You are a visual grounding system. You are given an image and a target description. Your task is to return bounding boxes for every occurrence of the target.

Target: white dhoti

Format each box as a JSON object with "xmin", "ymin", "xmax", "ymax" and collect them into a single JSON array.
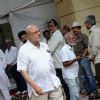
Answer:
[{"xmin": 0, "ymin": 69, "xmax": 11, "ymax": 100}]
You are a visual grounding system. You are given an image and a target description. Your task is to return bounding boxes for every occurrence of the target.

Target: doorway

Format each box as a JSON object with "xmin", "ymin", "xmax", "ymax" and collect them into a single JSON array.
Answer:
[{"xmin": 0, "ymin": 23, "xmax": 15, "ymax": 51}]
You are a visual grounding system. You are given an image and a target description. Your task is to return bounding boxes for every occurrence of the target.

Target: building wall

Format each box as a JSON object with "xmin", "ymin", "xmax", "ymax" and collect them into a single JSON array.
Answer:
[{"xmin": 54, "ymin": 0, "xmax": 100, "ymax": 35}]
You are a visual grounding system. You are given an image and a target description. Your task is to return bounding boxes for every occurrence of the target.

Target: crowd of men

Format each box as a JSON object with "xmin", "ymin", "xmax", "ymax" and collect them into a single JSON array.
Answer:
[{"xmin": 0, "ymin": 15, "xmax": 100, "ymax": 100}]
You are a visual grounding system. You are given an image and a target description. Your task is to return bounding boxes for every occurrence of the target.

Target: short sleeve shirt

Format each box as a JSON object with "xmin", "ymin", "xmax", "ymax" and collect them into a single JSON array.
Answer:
[
  {"xmin": 17, "ymin": 40, "xmax": 61, "ymax": 96},
  {"xmin": 60, "ymin": 44, "xmax": 79, "ymax": 79},
  {"xmin": 73, "ymin": 33, "xmax": 88, "ymax": 56}
]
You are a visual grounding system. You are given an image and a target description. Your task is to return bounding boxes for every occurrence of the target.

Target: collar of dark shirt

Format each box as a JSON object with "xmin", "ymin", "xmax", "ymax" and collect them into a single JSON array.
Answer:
[{"xmin": 76, "ymin": 33, "xmax": 81, "ymax": 38}]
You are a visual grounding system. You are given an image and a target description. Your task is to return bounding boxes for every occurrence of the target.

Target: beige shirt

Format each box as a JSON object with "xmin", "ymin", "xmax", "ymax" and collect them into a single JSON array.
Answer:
[
  {"xmin": 88, "ymin": 25, "xmax": 100, "ymax": 64},
  {"xmin": 48, "ymin": 29, "xmax": 65, "ymax": 68}
]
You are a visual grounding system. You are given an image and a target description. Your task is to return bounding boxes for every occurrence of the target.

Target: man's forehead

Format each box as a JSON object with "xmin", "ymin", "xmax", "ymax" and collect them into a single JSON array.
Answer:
[
  {"xmin": 26, "ymin": 25, "xmax": 39, "ymax": 32},
  {"xmin": 21, "ymin": 34, "xmax": 26, "ymax": 37}
]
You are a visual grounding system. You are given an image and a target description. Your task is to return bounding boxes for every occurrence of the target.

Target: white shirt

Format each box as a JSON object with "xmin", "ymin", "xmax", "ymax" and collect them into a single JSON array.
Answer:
[
  {"xmin": 0, "ymin": 49, "xmax": 10, "ymax": 89},
  {"xmin": 18, "ymin": 41, "xmax": 24, "ymax": 48},
  {"xmin": 88, "ymin": 25, "xmax": 100, "ymax": 64},
  {"xmin": 42, "ymin": 38, "xmax": 48, "ymax": 44},
  {"xmin": 17, "ymin": 40, "xmax": 61, "ymax": 97},
  {"xmin": 60, "ymin": 44, "xmax": 79, "ymax": 79},
  {"xmin": 48, "ymin": 29, "xmax": 65, "ymax": 68},
  {"xmin": 5, "ymin": 46, "xmax": 18, "ymax": 66},
  {"xmin": 0, "ymin": 49, "xmax": 7, "ymax": 70}
]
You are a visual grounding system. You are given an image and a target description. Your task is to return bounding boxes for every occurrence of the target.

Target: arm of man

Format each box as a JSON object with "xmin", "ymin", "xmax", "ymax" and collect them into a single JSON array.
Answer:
[
  {"xmin": 60, "ymin": 45, "xmax": 81, "ymax": 67},
  {"xmin": 48, "ymin": 31, "xmax": 64, "ymax": 54},
  {"xmin": 17, "ymin": 48, "xmax": 44, "ymax": 95},
  {"xmin": 82, "ymin": 34, "xmax": 88, "ymax": 57},
  {"xmin": 92, "ymin": 31, "xmax": 100, "ymax": 58},
  {"xmin": 20, "ymin": 70, "xmax": 44, "ymax": 95},
  {"xmin": 88, "ymin": 31, "xmax": 100, "ymax": 61},
  {"xmin": 82, "ymin": 48, "xmax": 88, "ymax": 57},
  {"xmin": 63, "ymin": 56, "xmax": 81, "ymax": 67},
  {"xmin": 48, "ymin": 36, "xmax": 60, "ymax": 54}
]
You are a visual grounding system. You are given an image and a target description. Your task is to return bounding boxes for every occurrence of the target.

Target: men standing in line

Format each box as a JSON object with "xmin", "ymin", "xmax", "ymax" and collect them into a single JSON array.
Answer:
[
  {"xmin": 47, "ymin": 19, "xmax": 70, "ymax": 100},
  {"xmin": 72, "ymin": 21, "xmax": 98, "ymax": 99},
  {"xmin": 17, "ymin": 25, "xmax": 63, "ymax": 100},
  {"xmin": 84, "ymin": 15, "xmax": 100, "ymax": 99}
]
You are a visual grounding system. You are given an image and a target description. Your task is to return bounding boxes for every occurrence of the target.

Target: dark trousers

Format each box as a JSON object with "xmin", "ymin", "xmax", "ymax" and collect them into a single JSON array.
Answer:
[
  {"xmin": 95, "ymin": 63, "xmax": 100, "ymax": 87},
  {"xmin": 56, "ymin": 68, "xmax": 70, "ymax": 100},
  {"xmin": 10, "ymin": 64, "xmax": 27, "ymax": 92}
]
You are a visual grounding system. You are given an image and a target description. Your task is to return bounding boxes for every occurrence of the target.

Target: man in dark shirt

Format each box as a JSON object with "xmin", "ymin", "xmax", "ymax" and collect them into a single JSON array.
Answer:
[{"xmin": 72, "ymin": 21, "xmax": 98, "ymax": 99}]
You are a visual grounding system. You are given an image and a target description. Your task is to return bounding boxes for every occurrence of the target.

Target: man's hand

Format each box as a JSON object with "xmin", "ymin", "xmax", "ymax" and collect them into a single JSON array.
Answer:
[
  {"xmin": 20, "ymin": 70, "xmax": 44, "ymax": 95},
  {"xmin": 34, "ymin": 85, "xmax": 44, "ymax": 95},
  {"xmin": 88, "ymin": 56, "xmax": 94, "ymax": 62},
  {"xmin": 74, "ymin": 56, "xmax": 82, "ymax": 61}
]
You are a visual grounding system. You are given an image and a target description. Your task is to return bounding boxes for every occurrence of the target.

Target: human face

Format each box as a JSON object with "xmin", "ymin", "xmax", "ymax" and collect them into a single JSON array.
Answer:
[
  {"xmin": 48, "ymin": 22, "xmax": 57, "ymax": 33},
  {"xmin": 68, "ymin": 34, "xmax": 76, "ymax": 43},
  {"xmin": 44, "ymin": 32, "xmax": 51, "ymax": 41},
  {"xmin": 27, "ymin": 26, "xmax": 41, "ymax": 44},
  {"xmin": 20, "ymin": 34, "xmax": 27, "ymax": 43},
  {"xmin": 61, "ymin": 25, "xmax": 70, "ymax": 36},
  {"xmin": 84, "ymin": 22, "xmax": 91, "ymax": 30},
  {"xmin": 72, "ymin": 27, "xmax": 81, "ymax": 36},
  {"xmin": 5, "ymin": 42, "xmax": 11, "ymax": 49},
  {"xmin": 61, "ymin": 27, "xmax": 66, "ymax": 36},
  {"xmin": 67, "ymin": 33, "xmax": 76, "ymax": 46}
]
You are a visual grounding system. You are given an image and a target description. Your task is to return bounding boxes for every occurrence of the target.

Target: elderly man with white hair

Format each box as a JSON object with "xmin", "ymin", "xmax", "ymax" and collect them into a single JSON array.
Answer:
[
  {"xmin": 17, "ymin": 24, "xmax": 63, "ymax": 100},
  {"xmin": 60, "ymin": 32, "xmax": 81, "ymax": 100},
  {"xmin": 84, "ymin": 15, "xmax": 100, "ymax": 99}
]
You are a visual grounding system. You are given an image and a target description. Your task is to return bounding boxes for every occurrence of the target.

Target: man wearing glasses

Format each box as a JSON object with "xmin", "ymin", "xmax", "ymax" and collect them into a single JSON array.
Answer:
[{"xmin": 17, "ymin": 25, "xmax": 63, "ymax": 100}]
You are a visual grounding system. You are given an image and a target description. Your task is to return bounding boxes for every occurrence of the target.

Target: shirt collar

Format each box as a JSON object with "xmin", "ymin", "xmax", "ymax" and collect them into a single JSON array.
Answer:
[
  {"xmin": 26, "ymin": 40, "xmax": 39, "ymax": 49},
  {"xmin": 7, "ymin": 46, "xmax": 12, "ymax": 51},
  {"xmin": 52, "ymin": 29, "xmax": 59, "ymax": 34},
  {"xmin": 26, "ymin": 40, "xmax": 44, "ymax": 50},
  {"xmin": 76, "ymin": 32, "xmax": 81, "ymax": 38}
]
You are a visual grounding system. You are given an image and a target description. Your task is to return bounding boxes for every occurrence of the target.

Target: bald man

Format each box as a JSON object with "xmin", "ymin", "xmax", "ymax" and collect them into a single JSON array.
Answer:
[
  {"xmin": 17, "ymin": 25, "xmax": 63, "ymax": 100},
  {"xmin": 60, "ymin": 32, "xmax": 81, "ymax": 100}
]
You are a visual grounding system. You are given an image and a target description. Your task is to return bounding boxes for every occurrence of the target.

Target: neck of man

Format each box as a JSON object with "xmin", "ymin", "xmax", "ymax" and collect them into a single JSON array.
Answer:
[
  {"xmin": 8, "ymin": 46, "xmax": 11, "ymax": 51},
  {"xmin": 33, "ymin": 41, "xmax": 40, "ymax": 48}
]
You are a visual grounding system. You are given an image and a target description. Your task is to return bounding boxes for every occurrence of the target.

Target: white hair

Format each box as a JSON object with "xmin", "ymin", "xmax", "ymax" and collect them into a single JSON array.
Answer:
[{"xmin": 25, "ymin": 25, "xmax": 32, "ymax": 33}]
